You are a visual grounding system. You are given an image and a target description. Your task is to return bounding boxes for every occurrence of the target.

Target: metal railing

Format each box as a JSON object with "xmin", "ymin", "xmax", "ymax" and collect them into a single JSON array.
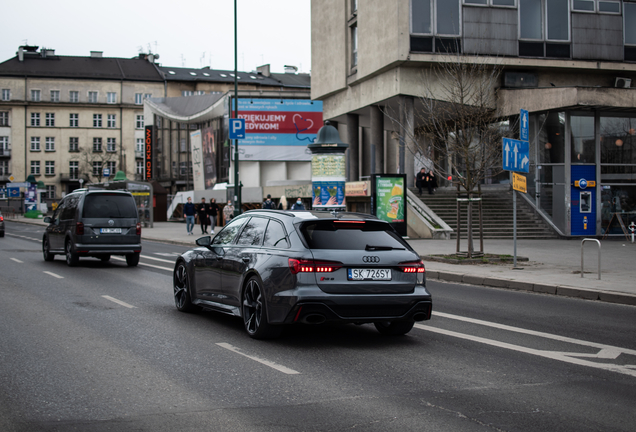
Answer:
[{"xmin": 581, "ymin": 238, "xmax": 601, "ymax": 280}]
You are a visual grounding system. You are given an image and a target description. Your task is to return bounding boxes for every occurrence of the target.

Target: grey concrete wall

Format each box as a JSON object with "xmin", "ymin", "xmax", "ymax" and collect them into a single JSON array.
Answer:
[
  {"xmin": 463, "ymin": 6, "xmax": 517, "ymax": 56},
  {"xmin": 572, "ymin": 13, "xmax": 623, "ymax": 61}
]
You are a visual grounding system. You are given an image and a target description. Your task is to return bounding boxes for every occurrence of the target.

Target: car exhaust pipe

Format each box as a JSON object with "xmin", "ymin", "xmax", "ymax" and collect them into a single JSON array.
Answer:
[
  {"xmin": 301, "ymin": 314, "xmax": 326, "ymax": 325},
  {"xmin": 413, "ymin": 312, "xmax": 428, "ymax": 322}
]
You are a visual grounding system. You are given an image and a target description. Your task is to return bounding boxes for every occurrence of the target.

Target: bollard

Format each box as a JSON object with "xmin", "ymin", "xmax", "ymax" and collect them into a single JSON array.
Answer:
[{"xmin": 581, "ymin": 238, "xmax": 601, "ymax": 280}]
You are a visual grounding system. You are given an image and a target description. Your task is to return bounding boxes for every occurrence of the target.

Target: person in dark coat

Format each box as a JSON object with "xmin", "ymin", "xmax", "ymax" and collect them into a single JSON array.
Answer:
[
  {"xmin": 197, "ymin": 198, "xmax": 209, "ymax": 234},
  {"xmin": 291, "ymin": 198, "xmax": 305, "ymax": 210},
  {"xmin": 183, "ymin": 197, "xmax": 196, "ymax": 235},
  {"xmin": 426, "ymin": 170, "xmax": 438, "ymax": 195},
  {"xmin": 207, "ymin": 198, "xmax": 219, "ymax": 231},
  {"xmin": 416, "ymin": 168, "xmax": 427, "ymax": 195}
]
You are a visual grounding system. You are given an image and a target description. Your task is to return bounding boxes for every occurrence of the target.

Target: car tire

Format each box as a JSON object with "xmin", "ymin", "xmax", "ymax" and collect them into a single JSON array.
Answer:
[
  {"xmin": 100, "ymin": 255, "xmax": 111, "ymax": 262},
  {"xmin": 242, "ymin": 276, "xmax": 282, "ymax": 340},
  {"xmin": 43, "ymin": 237, "xmax": 54, "ymax": 262},
  {"xmin": 374, "ymin": 320, "xmax": 415, "ymax": 336},
  {"xmin": 65, "ymin": 240, "xmax": 79, "ymax": 267},
  {"xmin": 125, "ymin": 253, "xmax": 140, "ymax": 267},
  {"xmin": 173, "ymin": 262, "xmax": 199, "ymax": 313},
  {"xmin": 0, "ymin": 231, "xmax": 4, "ymax": 237}
]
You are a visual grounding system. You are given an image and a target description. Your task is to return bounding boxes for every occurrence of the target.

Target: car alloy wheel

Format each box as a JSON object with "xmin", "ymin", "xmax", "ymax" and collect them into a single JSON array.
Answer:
[
  {"xmin": 173, "ymin": 262, "xmax": 198, "ymax": 312},
  {"xmin": 65, "ymin": 241, "xmax": 79, "ymax": 266},
  {"xmin": 242, "ymin": 276, "xmax": 281, "ymax": 339},
  {"xmin": 43, "ymin": 238, "xmax": 54, "ymax": 262}
]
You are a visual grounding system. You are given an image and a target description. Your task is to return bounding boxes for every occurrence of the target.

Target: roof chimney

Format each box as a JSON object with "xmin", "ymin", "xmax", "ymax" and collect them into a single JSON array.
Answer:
[
  {"xmin": 18, "ymin": 46, "xmax": 24, "ymax": 62},
  {"xmin": 284, "ymin": 65, "xmax": 298, "ymax": 74},
  {"xmin": 90, "ymin": 51, "xmax": 103, "ymax": 58},
  {"xmin": 256, "ymin": 64, "xmax": 271, "ymax": 77}
]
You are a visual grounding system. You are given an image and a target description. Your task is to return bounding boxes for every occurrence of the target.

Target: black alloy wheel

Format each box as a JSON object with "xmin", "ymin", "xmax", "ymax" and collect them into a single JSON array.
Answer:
[
  {"xmin": 43, "ymin": 237, "xmax": 54, "ymax": 262},
  {"xmin": 374, "ymin": 320, "xmax": 415, "ymax": 336},
  {"xmin": 242, "ymin": 276, "xmax": 281, "ymax": 339},
  {"xmin": 65, "ymin": 240, "xmax": 79, "ymax": 267},
  {"xmin": 173, "ymin": 262, "xmax": 198, "ymax": 312}
]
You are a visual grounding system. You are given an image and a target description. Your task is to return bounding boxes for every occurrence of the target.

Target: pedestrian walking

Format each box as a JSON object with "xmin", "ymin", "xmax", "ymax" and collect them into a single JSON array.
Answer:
[
  {"xmin": 416, "ymin": 168, "xmax": 426, "ymax": 195},
  {"xmin": 207, "ymin": 198, "xmax": 219, "ymax": 232},
  {"xmin": 291, "ymin": 198, "xmax": 305, "ymax": 210},
  {"xmin": 223, "ymin": 200, "xmax": 234, "ymax": 225},
  {"xmin": 278, "ymin": 195, "xmax": 288, "ymax": 210},
  {"xmin": 183, "ymin": 197, "xmax": 196, "ymax": 235},
  {"xmin": 262, "ymin": 194, "xmax": 275, "ymax": 209},
  {"xmin": 197, "ymin": 197, "xmax": 209, "ymax": 234}
]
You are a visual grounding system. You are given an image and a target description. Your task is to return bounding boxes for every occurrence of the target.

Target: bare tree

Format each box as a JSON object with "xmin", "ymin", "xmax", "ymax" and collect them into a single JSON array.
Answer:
[
  {"xmin": 386, "ymin": 53, "xmax": 514, "ymax": 257},
  {"xmin": 72, "ymin": 141, "xmax": 119, "ymax": 185}
]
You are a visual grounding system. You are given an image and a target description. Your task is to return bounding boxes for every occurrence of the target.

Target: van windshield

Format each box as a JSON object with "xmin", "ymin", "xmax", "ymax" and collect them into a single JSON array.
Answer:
[
  {"xmin": 299, "ymin": 220, "xmax": 408, "ymax": 250},
  {"xmin": 83, "ymin": 194, "xmax": 138, "ymax": 219}
]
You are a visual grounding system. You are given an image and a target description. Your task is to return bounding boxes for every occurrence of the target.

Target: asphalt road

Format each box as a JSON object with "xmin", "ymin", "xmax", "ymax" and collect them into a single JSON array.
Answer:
[{"xmin": 1, "ymin": 220, "xmax": 635, "ymax": 431}]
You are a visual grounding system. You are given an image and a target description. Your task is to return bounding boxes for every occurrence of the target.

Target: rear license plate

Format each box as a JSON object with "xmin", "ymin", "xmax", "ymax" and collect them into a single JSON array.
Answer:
[
  {"xmin": 100, "ymin": 228, "xmax": 122, "ymax": 234},
  {"xmin": 348, "ymin": 268, "xmax": 392, "ymax": 281}
]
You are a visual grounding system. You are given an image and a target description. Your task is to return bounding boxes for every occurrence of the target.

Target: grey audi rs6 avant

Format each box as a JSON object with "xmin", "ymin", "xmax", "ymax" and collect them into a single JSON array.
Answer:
[{"xmin": 173, "ymin": 210, "xmax": 432, "ymax": 339}]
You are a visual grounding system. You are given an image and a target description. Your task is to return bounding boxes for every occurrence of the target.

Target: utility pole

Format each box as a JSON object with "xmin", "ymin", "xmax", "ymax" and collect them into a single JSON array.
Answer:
[{"xmin": 233, "ymin": 0, "xmax": 241, "ymax": 216}]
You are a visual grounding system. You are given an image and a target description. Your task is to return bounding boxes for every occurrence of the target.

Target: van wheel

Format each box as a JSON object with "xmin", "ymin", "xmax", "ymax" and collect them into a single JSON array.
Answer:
[
  {"xmin": 43, "ymin": 237, "xmax": 54, "ymax": 261},
  {"xmin": 126, "ymin": 253, "xmax": 140, "ymax": 267},
  {"xmin": 374, "ymin": 320, "xmax": 414, "ymax": 336},
  {"xmin": 65, "ymin": 240, "xmax": 79, "ymax": 267}
]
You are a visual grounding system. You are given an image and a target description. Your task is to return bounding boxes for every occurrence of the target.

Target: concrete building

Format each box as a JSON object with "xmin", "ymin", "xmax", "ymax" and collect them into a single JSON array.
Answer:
[{"xmin": 311, "ymin": 0, "xmax": 636, "ymax": 237}]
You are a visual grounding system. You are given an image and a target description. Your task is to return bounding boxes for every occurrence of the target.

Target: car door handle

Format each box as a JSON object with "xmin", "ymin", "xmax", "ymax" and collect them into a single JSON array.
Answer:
[{"xmin": 241, "ymin": 257, "xmax": 250, "ymax": 262}]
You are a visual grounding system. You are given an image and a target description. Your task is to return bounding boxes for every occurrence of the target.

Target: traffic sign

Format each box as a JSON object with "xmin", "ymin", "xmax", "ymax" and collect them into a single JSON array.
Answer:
[
  {"xmin": 520, "ymin": 109, "xmax": 529, "ymax": 141},
  {"xmin": 229, "ymin": 118, "xmax": 246, "ymax": 140},
  {"xmin": 9, "ymin": 182, "xmax": 29, "ymax": 188},
  {"xmin": 512, "ymin": 172, "xmax": 527, "ymax": 193},
  {"xmin": 103, "ymin": 168, "xmax": 111, "ymax": 177},
  {"xmin": 8, "ymin": 187, "xmax": 20, "ymax": 197},
  {"xmin": 503, "ymin": 138, "xmax": 530, "ymax": 173}
]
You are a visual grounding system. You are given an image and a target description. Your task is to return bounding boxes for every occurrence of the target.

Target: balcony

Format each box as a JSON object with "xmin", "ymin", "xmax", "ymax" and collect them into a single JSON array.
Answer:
[
  {"xmin": 0, "ymin": 148, "xmax": 10, "ymax": 157},
  {"xmin": 135, "ymin": 150, "xmax": 144, "ymax": 159}
]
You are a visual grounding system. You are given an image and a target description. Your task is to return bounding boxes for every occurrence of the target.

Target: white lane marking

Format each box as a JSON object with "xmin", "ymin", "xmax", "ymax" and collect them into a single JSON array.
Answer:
[
  {"xmin": 111, "ymin": 256, "xmax": 173, "ymax": 271},
  {"xmin": 6, "ymin": 233, "xmax": 40, "ymax": 242},
  {"xmin": 154, "ymin": 252, "xmax": 181, "ymax": 257},
  {"xmin": 43, "ymin": 271, "xmax": 64, "ymax": 279},
  {"xmin": 101, "ymin": 295, "xmax": 136, "ymax": 309},
  {"xmin": 433, "ymin": 311, "xmax": 636, "ymax": 356},
  {"xmin": 216, "ymin": 342, "xmax": 300, "ymax": 375},
  {"xmin": 415, "ymin": 324, "xmax": 636, "ymax": 378},
  {"xmin": 10, "ymin": 258, "xmax": 24, "ymax": 263},
  {"xmin": 140, "ymin": 255, "xmax": 176, "ymax": 264}
]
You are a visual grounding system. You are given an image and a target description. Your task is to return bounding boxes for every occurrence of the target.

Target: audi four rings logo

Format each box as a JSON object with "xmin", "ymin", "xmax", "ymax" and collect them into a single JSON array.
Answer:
[{"xmin": 362, "ymin": 256, "xmax": 380, "ymax": 263}]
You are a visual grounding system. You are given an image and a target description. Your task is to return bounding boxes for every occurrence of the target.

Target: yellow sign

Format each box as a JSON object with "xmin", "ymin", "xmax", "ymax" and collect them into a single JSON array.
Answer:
[
  {"xmin": 131, "ymin": 192, "xmax": 150, "ymax": 196},
  {"xmin": 512, "ymin": 172, "xmax": 527, "ymax": 193},
  {"xmin": 345, "ymin": 181, "xmax": 370, "ymax": 196}
]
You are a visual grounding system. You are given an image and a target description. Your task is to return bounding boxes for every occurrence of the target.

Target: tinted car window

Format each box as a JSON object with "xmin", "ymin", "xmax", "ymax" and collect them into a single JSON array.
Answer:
[
  {"xmin": 83, "ymin": 194, "xmax": 138, "ymax": 218},
  {"xmin": 60, "ymin": 197, "xmax": 78, "ymax": 220},
  {"xmin": 213, "ymin": 217, "xmax": 248, "ymax": 245},
  {"xmin": 300, "ymin": 220, "xmax": 408, "ymax": 250},
  {"xmin": 236, "ymin": 217, "xmax": 269, "ymax": 246},
  {"xmin": 263, "ymin": 220, "xmax": 289, "ymax": 248}
]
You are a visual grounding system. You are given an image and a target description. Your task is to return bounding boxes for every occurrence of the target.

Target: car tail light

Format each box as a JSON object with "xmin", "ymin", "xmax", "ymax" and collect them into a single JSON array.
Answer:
[
  {"xmin": 0, "ymin": 215, "xmax": 3, "ymax": 221},
  {"xmin": 288, "ymin": 258, "xmax": 343, "ymax": 274},
  {"xmin": 76, "ymin": 222, "xmax": 84, "ymax": 235},
  {"xmin": 398, "ymin": 260, "xmax": 425, "ymax": 273},
  {"xmin": 136, "ymin": 222, "xmax": 141, "ymax": 235}
]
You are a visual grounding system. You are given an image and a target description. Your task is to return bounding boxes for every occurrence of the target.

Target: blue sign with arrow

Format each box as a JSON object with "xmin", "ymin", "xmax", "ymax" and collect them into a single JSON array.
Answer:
[
  {"xmin": 503, "ymin": 138, "xmax": 529, "ymax": 173},
  {"xmin": 229, "ymin": 118, "xmax": 246, "ymax": 140},
  {"xmin": 520, "ymin": 109, "xmax": 529, "ymax": 141}
]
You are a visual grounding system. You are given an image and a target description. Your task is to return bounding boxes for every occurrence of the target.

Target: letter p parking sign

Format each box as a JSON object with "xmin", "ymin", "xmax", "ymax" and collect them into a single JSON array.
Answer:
[{"xmin": 229, "ymin": 118, "xmax": 246, "ymax": 140}]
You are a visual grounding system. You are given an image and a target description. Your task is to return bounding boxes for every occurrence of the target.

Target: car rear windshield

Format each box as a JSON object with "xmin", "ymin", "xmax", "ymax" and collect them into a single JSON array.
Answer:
[
  {"xmin": 82, "ymin": 194, "xmax": 138, "ymax": 219},
  {"xmin": 299, "ymin": 220, "xmax": 409, "ymax": 250}
]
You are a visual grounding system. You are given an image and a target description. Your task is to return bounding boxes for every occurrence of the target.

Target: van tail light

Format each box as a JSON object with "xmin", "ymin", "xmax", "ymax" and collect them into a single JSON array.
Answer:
[
  {"xmin": 136, "ymin": 222, "xmax": 141, "ymax": 235},
  {"xmin": 75, "ymin": 222, "xmax": 84, "ymax": 235},
  {"xmin": 0, "ymin": 215, "xmax": 3, "ymax": 221},
  {"xmin": 398, "ymin": 260, "xmax": 426, "ymax": 273},
  {"xmin": 288, "ymin": 258, "xmax": 343, "ymax": 274}
]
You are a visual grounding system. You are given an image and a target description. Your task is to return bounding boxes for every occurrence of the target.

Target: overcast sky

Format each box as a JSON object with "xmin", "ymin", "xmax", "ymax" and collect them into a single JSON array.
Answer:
[{"xmin": 1, "ymin": 0, "xmax": 311, "ymax": 74}]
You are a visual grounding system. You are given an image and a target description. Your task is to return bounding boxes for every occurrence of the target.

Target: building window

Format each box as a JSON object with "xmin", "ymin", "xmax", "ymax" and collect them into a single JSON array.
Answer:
[
  {"xmin": 69, "ymin": 161, "xmax": 79, "ymax": 179},
  {"xmin": 107, "ymin": 137, "xmax": 117, "ymax": 152},
  {"xmin": 46, "ymin": 185, "xmax": 56, "ymax": 199},
  {"xmin": 144, "ymin": 93, "xmax": 152, "ymax": 100},
  {"xmin": 93, "ymin": 114, "xmax": 102, "ymax": 128},
  {"xmin": 0, "ymin": 160, "xmax": 9, "ymax": 175},
  {"xmin": 31, "ymin": 112, "xmax": 40, "ymax": 126},
  {"xmin": 70, "ymin": 113, "xmax": 79, "ymax": 127},
  {"xmin": 181, "ymin": 91, "xmax": 194, "ymax": 97},
  {"xmin": 106, "ymin": 161, "xmax": 116, "ymax": 173},
  {"xmin": 0, "ymin": 136, "xmax": 8, "ymax": 155},
  {"xmin": 45, "ymin": 161, "xmax": 55, "ymax": 175},
  {"xmin": 45, "ymin": 113, "xmax": 55, "ymax": 127},
  {"xmin": 0, "ymin": 112, "xmax": 8, "ymax": 127},
  {"xmin": 31, "ymin": 137, "xmax": 41, "ymax": 151},
  {"xmin": 93, "ymin": 137, "xmax": 102, "ymax": 152},
  {"xmin": 69, "ymin": 91, "xmax": 79, "ymax": 103},
  {"xmin": 520, "ymin": 0, "xmax": 570, "ymax": 41},
  {"xmin": 50, "ymin": 90, "xmax": 60, "ymax": 102},
  {"xmin": 69, "ymin": 137, "xmax": 79, "ymax": 152},
  {"xmin": 92, "ymin": 161, "xmax": 102, "ymax": 176},
  {"xmin": 464, "ymin": 0, "xmax": 515, "ymax": 5},
  {"xmin": 107, "ymin": 92, "xmax": 117, "ymax": 104},
  {"xmin": 136, "ymin": 115, "xmax": 144, "ymax": 129},
  {"xmin": 30, "ymin": 89, "xmax": 41, "ymax": 102},
  {"xmin": 572, "ymin": 0, "xmax": 620, "ymax": 13},
  {"xmin": 31, "ymin": 161, "xmax": 41, "ymax": 175},
  {"xmin": 45, "ymin": 137, "xmax": 55, "ymax": 152},
  {"xmin": 107, "ymin": 114, "xmax": 116, "ymax": 128},
  {"xmin": 136, "ymin": 138, "xmax": 144, "ymax": 153},
  {"xmin": 88, "ymin": 91, "xmax": 98, "ymax": 103},
  {"xmin": 1, "ymin": 89, "xmax": 9, "ymax": 101},
  {"xmin": 626, "ymin": 3, "xmax": 636, "ymax": 45},
  {"xmin": 135, "ymin": 93, "xmax": 143, "ymax": 104},
  {"xmin": 411, "ymin": 0, "xmax": 461, "ymax": 36},
  {"xmin": 350, "ymin": 24, "xmax": 358, "ymax": 69},
  {"xmin": 136, "ymin": 160, "xmax": 144, "ymax": 174}
]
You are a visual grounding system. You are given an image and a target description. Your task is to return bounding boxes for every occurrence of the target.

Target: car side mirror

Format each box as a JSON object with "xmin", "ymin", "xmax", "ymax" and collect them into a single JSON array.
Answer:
[
  {"xmin": 196, "ymin": 236, "xmax": 212, "ymax": 247},
  {"xmin": 43, "ymin": 216, "xmax": 52, "ymax": 223}
]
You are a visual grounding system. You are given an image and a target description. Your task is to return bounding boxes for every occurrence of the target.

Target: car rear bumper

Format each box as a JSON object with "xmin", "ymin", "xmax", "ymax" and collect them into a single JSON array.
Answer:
[
  {"xmin": 73, "ymin": 243, "xmax": 141, "ymax": 256},
  {"xmin": 271, "ymin": 286, "xmax": 432, "ymax": 325}
]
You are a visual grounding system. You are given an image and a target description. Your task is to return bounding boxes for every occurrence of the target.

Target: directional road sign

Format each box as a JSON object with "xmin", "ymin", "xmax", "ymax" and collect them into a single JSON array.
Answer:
[
  {"xmin": 229, "ymin": 118, "xmax": 246, "ymax": 140},
  {"xmin": 520, "ymin": 109, "xmax": 529, "ymax": 141},
  {"xmin": 503, "ymin": 138, "xmax": 530, "ymax": 173}
]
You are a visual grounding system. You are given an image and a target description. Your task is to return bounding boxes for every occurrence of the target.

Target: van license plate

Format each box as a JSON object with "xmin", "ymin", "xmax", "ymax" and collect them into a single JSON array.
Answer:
[
  {"xmin": 348, "ymin": 268, "xmax": 391, "ymax": 281},
  {"xmin": 100, "ymin": 228, "xmax": 122, "ymax": 234}
]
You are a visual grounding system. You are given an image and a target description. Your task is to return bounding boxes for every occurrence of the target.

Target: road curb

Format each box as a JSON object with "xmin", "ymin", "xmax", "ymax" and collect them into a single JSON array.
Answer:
[{"xmin": 428, "ymin": 269, "xmax": 636, "ymax": 307}]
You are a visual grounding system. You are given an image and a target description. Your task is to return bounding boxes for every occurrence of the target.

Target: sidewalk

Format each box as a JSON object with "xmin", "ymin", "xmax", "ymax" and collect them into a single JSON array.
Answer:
[{"xmin": 7, "ymin": 216, "xmax": 636, "ymax": 306}]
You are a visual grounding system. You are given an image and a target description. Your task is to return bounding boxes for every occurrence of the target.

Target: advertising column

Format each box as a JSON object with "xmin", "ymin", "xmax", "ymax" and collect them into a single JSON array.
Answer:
[{"xmin": 372, "ymin": 174, "xmax": 407, "ymax": 236}]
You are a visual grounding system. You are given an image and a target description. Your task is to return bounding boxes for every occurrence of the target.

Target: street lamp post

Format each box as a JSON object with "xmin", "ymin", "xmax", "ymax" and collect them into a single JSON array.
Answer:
[{"xmin": 233, "ymin": 0, "xmax": 242, "ymax": 217}]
